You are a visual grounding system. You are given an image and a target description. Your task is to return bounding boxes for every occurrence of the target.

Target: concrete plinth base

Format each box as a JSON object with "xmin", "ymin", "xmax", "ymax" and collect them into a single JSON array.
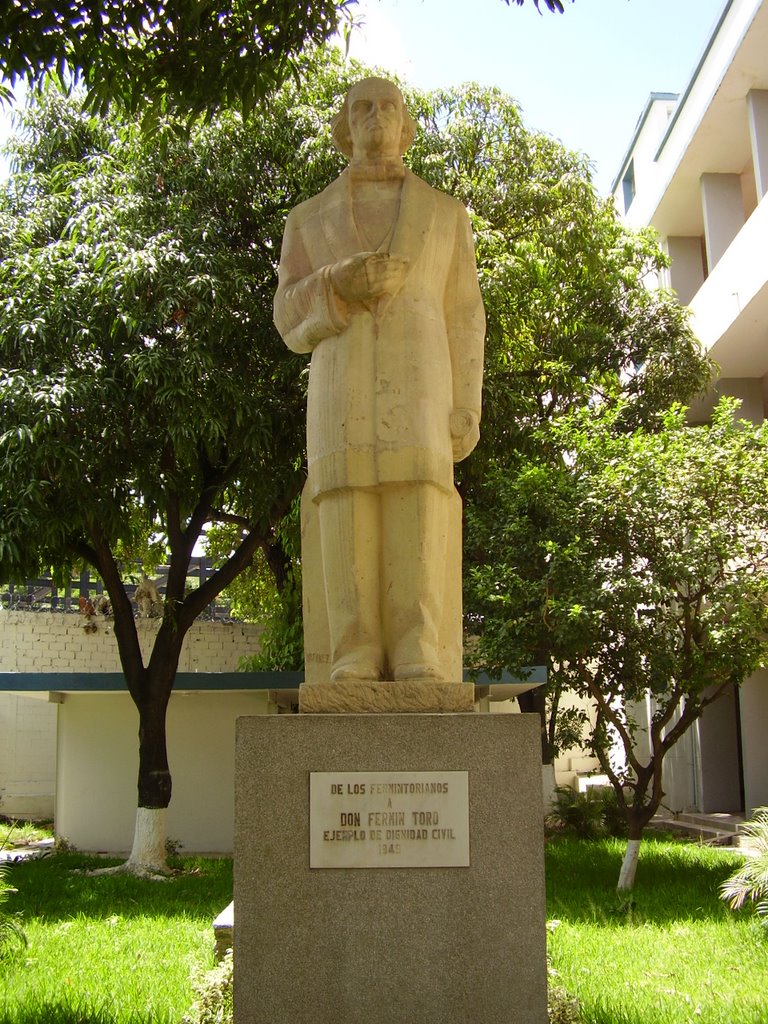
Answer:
[
  {"xmin": 299, "ymin": 679, "xmax": 475, "ymax": 713},
  {"xmin": 234, "ymin": 714, "xmax": 547, "ymax": 1024}
]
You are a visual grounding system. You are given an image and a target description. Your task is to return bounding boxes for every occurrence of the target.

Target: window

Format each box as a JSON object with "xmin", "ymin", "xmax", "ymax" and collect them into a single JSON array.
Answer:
[{"xmin": 622, "ymin": 160, "xmax": 636, "ymax": 213}]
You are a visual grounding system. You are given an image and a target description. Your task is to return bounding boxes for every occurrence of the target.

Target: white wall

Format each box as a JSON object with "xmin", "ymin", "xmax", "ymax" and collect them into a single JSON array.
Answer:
[
  {"xmin": 0, "ymin": 610, "xmax": 263, "ymax": 672},
  {"xmin": 0, "ymin": 693, "xmax": 57, "ymax": 818},
  {"xmin": 740, "ymin": 668, "xmax": 768, "ymax": 815},
  {"xmin": 55, "ymin": 690, "xmax": 273, "ymax": 854},
  {"xmin": 0, "ymin": 611, "xmax": 265, "ymax": 826}
]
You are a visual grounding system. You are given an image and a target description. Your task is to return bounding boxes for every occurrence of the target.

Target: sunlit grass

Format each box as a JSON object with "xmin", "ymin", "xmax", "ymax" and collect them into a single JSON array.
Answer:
[
  {"xmin": 546, "ymin": 836, "xmax": 767, "ymax": 1024},
  {"xmin": 1, "ymin": 838, "xmax": 766, "ymax": 1023},
  {"xmin": 0, "ymin": 818, "xmax": 54, "ymax": 850},
  {"xmin": 0, "ymin": 854, "xmax": 231, "ymax": 1024}
]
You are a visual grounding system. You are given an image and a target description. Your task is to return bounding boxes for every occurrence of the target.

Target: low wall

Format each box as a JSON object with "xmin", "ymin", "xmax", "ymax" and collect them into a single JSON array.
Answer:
[
  {"xmin": 0, "ymin": 611, "xmax": 264, "ymax": 827},
  {"xmin": 0, "ymin": 611, "xmax": 263, "ymax": 673},
  {"xmin": 57, "ymin": 690, "xmax": 273, "ymax": 853},
  {"xmin": 0, "ymin": 693, "xmax": 57, "ymax": 818}
]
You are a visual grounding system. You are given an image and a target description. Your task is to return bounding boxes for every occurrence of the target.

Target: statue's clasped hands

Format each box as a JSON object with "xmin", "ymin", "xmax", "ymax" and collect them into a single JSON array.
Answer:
[{"xmin": 331, "ymin": 252, "xmax": 410, "ymax": 303}]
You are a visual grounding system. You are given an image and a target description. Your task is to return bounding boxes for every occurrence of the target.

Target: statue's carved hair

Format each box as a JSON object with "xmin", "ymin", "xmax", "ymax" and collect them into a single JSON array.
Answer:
[{"xmin": 331, "ymin": 78, "xmax": 418, "ymax": 158}]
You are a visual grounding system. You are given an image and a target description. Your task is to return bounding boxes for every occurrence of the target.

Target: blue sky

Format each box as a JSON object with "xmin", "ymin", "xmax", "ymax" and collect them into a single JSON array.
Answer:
[
  {"xmin": 1, "ymin": 0, "xmax": 726, "ymax": 192},
  {"xmin": 347, "ymin": 0, "xmax": 726, "ymax": 193}
]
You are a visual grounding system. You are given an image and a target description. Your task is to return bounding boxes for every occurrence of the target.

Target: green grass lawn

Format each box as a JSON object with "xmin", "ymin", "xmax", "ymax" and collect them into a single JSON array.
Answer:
[
  {"xmin": 0, "ymin": 836, "xmax": 765, "ymax": 1023},
  {"xmin": 546, "ymin": 835, "xmax": 767, "ymax": 1024},
  {"xmin": 0, "ymin": 853, "xmax": 232, "ymax": 1024}
]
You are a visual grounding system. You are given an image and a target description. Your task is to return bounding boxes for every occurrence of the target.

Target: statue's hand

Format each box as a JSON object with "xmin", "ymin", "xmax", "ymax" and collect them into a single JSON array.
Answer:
[
  {"xmin": 450, "ymin": 409, "xmax": 480, "ymax": 462},
  {"xmin": 331, "ymin": 253, "xmax": 409, "ymax": 302}
]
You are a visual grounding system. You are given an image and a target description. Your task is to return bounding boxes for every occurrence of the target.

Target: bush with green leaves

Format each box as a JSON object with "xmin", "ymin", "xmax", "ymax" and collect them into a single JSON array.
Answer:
[
  {"xmin": 547, "ymin": 785, "xmax": 628, "ymax": 839},
  {"xmin": 0, "ymin": 859, "xmax": 26, "ymax": 959},
  {"xmin": 720, "ymin": 806, "xmax": 768, "ymax": 929},
  {"xmin": 182, "ymin": 948, "xmax": 233, "ymax": 1024}
]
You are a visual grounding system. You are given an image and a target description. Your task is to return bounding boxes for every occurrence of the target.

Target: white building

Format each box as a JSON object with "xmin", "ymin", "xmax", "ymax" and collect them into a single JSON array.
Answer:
[{"xmin": 612, "ymin": 0, "xmax": 768, "ymax": 816}]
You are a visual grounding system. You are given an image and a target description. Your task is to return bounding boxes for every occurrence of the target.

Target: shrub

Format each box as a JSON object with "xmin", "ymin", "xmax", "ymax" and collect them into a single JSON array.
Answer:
[
  {"xmin": 720, "ymin": 806, "xmax": 768, "ymax": 929},
  {"xmin": 547, "ymin": 785, "xmax": 628, "ymax": 839},
  {"xmin": 182, "ymin": 948, "xmax": 233, "ymax": 1024},
  {"xmin": 0, "ymin": 859, "xmax": 27, "ymax": 959},
  {"xmin": 548, "ymin": 786, "xmax": 607, "ymax": 838}
]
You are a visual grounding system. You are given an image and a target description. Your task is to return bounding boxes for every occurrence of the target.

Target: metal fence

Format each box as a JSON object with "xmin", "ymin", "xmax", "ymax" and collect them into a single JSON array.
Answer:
[{"xmin": 0, "ymin": 558, "xmax": 234, "ymax": 621}]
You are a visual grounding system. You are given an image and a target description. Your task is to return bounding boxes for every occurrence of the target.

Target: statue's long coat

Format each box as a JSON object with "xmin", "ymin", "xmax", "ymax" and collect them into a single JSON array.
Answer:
[{"xmin": 273, "ymin": 168, "xmax": 485, "ymax": 500}]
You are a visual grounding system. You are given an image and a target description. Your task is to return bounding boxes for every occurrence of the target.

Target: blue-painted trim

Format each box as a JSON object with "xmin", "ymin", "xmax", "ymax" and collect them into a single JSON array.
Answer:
[
  {"xmin": 0, "ymin": 667, "xmax": 546, "ymax": 693},
  {"xmin": 0, "ymin": 672, "xmax": 303, "ymax": 692}
]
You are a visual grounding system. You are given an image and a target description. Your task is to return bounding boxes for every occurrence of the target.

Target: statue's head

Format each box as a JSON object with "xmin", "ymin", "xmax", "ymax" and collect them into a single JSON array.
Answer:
[{"xmin": 332, "ymin": 77, "xmax": 418, "ymax": 160}]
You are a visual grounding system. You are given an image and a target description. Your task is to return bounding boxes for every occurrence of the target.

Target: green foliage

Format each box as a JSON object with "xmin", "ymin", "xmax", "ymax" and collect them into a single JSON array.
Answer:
[
  {"xmin": 471, "ymin": 399, "xmax": 768, "ymax": 848},
  {"xmin": 0, "ymin": 860, "xmax": 27, "ymax": 960},
  {"xmin": 548, "ymin": 786, "xmax": 607, "ymax": 839},
  {"xmin": 407, "ymin": 83, "xmax": 710, "ymax": 478},
  {"xmin": 181, "ymin": 949, "xmax": 233, "ymax": 1024},
  {"xmin": 547, "ymin": 838, "xmax": 765, "ymax": 1024},
  {"xmin": 547, "ymin": 786, "xmax": 628, "ymax": 840},
  {"xmin": 240, "ymin": 573, "xmax": 304, "ymax": 671},
  {"xmin": 720, "ymin": 807, "xmax": 768, "ymax": 929},
  {"xmin": 0, "ymin": 48, "xmax": 366, "ymax": 851},
  {"xmin": 1, "ymin": 852, "xmax": 232, "ymax": 1023},
  {"xmin": 0, "ymin": 1, "xmax": 351, "ymax": 123},
  {"xmin": 425, "ymin": 80, "xmax": 712, "ymax": 782},
  {"xmin": 0, "ymin": 55, "xmax": 727, "ymax": 846}
]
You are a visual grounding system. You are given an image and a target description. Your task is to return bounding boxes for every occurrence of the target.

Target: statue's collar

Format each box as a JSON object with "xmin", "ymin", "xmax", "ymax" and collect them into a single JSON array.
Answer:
[{"xmin": 348, "ymin": 158, "xmax": 406, "ymax": 183}]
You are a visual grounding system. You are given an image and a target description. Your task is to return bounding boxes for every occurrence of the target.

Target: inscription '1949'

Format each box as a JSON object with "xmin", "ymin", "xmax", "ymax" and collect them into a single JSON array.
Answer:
[{"xmin": 309, "ymin": 771, "xmax": 469, "ymax": 869}]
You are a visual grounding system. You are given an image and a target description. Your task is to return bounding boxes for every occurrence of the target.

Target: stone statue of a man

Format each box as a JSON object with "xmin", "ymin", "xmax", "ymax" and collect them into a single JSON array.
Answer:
[{"xmin": 274, "ymin": 77, "xmax": 485, "ymax": 707}]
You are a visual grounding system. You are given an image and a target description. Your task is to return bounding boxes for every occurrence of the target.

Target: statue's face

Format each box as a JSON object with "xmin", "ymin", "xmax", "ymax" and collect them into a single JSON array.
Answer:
[{"xmin": 348, "ymin": 79, "xmax": 405, "ymax": 160}]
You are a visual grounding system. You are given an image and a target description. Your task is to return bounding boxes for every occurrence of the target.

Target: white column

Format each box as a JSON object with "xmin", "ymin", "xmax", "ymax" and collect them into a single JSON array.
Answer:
[
  {"xmin": 700, "ymin": 173, "xmax": 745, "ymax": 270},
  {"xmin": 747, "ymin": 89, "xmax": 768, "ymax": 201},
  {"xmin": 666, "ymin": 236, "xmax": 706, "ymax": 305}
]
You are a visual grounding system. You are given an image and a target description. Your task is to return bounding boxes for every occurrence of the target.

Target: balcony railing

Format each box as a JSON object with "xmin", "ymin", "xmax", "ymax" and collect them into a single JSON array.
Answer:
[{"xmin": 0, "ymin": 559, "xmax": 234, "ymax": 621}]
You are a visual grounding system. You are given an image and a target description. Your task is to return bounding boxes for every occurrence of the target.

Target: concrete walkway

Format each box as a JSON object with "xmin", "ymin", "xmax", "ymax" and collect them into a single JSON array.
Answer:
[
  {"xmin": 652, "ymin": 811, "xmax": 748, "ymax": 847},
  {"xmin": 0, "ymin": 838, "xmax": 54, "ymax": 863}
]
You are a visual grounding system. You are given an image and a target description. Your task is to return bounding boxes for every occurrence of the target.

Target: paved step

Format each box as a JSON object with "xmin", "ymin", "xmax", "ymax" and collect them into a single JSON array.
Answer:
[
  {"xmin": 0, "ymin": 838, "xmax": 55, "ymax": 863},
  {"xmin": 675, "ymin": 812, "xmax": 743, "ymax": 833},
  {"xmin": 652, "ymin": 814, "xmax": 744, "ymax": 846}
]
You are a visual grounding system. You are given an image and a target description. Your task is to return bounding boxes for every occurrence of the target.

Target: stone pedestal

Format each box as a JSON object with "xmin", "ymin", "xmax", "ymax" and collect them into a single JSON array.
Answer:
[
  {"xmin": 234, "ymin": 714, "xmax": 547, "ymax": 1024},
  {"xmin": 299, "ymin": 678, "xmax": 475, "ymax": 713}
]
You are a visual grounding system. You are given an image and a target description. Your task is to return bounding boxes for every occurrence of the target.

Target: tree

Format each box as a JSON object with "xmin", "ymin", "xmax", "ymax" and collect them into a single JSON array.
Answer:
[
  {"xmin": 508, "ymin": 0, "xmax": 573, "ymax": 11},
  {"xmin": 0, "ymin": 1, "xmax": 351, "ymax": 120},
  {"xmin": 470, "ymin": 400, "xmax": 768, "ymax": 890},
  {"xmin": 404, "ymin": 81, "xmax": 711, "ymax": 762},
  {"xmin": 0, "ymin": 52, "xmax": 358, "ymax": 873},
  {"xmin": 0, "ymin": 1, "xmax": 570, "ymax": 120},
  {"xmin": 0, "ymin": 60, "xmax": 704, "ymax": 873}
]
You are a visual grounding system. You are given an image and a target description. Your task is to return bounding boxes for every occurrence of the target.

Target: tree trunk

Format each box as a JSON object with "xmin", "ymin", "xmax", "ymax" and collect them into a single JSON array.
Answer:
[
  {"xmin": 617, "ymin": 837, "xmax": 642, "ymax": 892},
  {"xmin": 517, "ymin": 686, "xmax": 551, "ymax": 764},
  {"xmin": 127, "ymin": 688, "xmax": 173, "ymax": 874},
  {"xmin": 617, "ymin": 810, "xmax": 652, "ymax": 892},
  {"xmin": 126, "ymin": 807, "xmax": 170, "ymax": 877}
]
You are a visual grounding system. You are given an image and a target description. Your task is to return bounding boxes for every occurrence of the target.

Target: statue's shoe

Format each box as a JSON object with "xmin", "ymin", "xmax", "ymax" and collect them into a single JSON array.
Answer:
[
  {"xmin": 330, "ymin": 663, "xmax": 382, "ymax": 683},
  {"xmin": 393, "ymin": 663, "xmax": 443, "ymax": 682}
]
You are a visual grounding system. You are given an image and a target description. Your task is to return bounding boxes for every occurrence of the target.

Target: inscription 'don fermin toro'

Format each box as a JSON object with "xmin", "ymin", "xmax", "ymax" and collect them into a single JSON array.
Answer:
[{"xmin": 309, "ymin": 771, "xmax": 470, "ymax": 869}]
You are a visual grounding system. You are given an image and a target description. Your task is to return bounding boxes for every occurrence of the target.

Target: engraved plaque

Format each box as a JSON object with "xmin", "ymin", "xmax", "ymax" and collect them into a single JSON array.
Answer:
[{"xmin": 309, "ymin": 771, "xmax": 469, "ymax": 868}]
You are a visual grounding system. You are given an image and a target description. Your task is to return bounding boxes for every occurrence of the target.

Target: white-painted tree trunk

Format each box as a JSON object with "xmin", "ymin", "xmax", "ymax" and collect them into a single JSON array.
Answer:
[
  {"xmin": 127, "ymin": 806, "xmax": 169, "ymax": 875},
  {"xmin": 617, "ymin": 838, "xmax": 642, "ymax": 892},
  {"xmin": 86, "ymin": 806, "xmax": 171, "ymax": 878}
]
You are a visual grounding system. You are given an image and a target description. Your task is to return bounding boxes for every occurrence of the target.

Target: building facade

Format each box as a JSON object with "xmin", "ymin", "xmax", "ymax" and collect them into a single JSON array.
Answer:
[{"xmin": 612, "ymin": 0, "xmax": 768, "ymax": 816}]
